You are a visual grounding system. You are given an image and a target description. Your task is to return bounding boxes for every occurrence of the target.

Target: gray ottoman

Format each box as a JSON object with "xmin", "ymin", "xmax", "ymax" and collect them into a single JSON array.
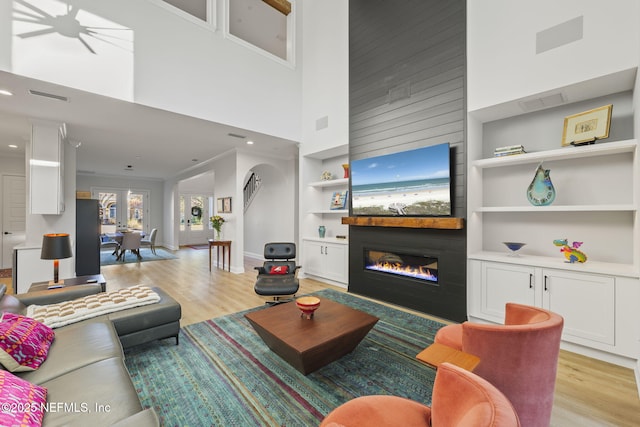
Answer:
[{"xmin": 106, "ymin": 287, "xmax": 182, "ymax": 349}]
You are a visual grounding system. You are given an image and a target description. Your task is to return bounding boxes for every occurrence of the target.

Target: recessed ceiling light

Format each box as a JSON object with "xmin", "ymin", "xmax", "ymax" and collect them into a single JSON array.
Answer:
[
  {"xmin": 8, "ymin": 144, "xmax": 17, "ymax": 148},
  {"xmin": 0, "ymin": 89, "xmax": 12, "ymax": 96},
  {"xmin": 246, "ymin": 140, "xmax": 254, "ymax": 145}
]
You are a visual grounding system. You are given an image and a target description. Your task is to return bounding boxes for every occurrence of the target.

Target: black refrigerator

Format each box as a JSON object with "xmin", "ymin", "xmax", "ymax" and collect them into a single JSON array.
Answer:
[{"xmin": 76, "ymin": 199, "xmax": 101, "ymax": 276}]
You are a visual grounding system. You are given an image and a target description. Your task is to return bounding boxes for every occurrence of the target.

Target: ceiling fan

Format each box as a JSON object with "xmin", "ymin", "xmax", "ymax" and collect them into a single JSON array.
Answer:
[{"xmin": 262, "ymin": 0, "xmax": 291, "ymax": 16}]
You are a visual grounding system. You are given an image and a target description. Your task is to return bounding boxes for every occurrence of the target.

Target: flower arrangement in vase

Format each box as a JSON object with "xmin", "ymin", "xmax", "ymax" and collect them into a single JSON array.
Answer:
[{"xmin": 210, "ymin": 215, "xmax": 225, "ymax": 240}]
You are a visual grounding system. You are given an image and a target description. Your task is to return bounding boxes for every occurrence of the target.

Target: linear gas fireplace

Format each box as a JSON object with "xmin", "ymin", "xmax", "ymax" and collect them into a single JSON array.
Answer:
[
  {"xmin": 348, "ymin": 225, "xmax": 466, "ymax": 322},
  {"xmin": 364, "ymin": 249, "xmax": 438, "ymax": 284}
]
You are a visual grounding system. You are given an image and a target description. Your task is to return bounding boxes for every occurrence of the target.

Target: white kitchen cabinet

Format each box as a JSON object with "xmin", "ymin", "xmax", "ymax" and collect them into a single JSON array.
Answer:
[
  {"xmin": 302, "ymin": 238, "xmax": 348, "ymax": 286},
  {"xmin": 30, "ymin": 121, "xmax": 65, "ymax": 215}
]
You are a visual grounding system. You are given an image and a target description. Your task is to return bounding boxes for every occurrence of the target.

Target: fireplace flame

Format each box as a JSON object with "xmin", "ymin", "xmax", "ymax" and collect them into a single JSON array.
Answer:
[{"xmin": 366, "ymin": 260, "xmax": 437, "ymax": 282}]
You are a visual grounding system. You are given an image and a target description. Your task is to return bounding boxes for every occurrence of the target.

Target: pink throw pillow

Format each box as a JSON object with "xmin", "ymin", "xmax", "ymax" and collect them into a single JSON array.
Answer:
[
  {"xmin": 0, "ymin": 313, "xmax": 55, "ymax": 372},
  {"xmin": 0, "ymin": 370, "xmax": 47, "ymax": 427}
]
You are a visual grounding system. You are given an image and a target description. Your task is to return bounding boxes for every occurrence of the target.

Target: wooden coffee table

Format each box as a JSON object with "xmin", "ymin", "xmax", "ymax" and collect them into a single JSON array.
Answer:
[{"xmin": 245, "ymin": 298, "xmax": 379, "ymax": 375}]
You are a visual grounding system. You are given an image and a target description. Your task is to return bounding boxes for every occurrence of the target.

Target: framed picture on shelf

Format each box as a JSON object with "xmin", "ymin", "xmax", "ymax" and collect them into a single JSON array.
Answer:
[
  {"xmin": 217, "ymin": 197, "xmax": 232, "ymax": 213},
  {"xmin": 330, "ymin": 190, "xmax": 348, "ymax": 210},
  {"xmin": 561, "ymin": 104, "xmax": 613, "ymax": 146}
]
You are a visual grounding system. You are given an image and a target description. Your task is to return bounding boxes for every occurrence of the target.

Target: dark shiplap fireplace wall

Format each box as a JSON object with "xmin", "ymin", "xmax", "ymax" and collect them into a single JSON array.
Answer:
[{"xmin": 348, "ymin": 0, "xmax": 467, "ymax": 322}]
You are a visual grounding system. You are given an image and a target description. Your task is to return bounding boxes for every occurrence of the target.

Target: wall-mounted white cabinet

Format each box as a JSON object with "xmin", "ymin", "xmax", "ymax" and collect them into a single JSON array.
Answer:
[{"xmin": 30, "ymin": 121, "xmax": 65, "ymax": 215}]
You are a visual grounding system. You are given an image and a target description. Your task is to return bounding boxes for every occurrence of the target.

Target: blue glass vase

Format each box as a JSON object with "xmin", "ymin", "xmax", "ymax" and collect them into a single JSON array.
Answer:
[{"xmin": 527, "ymin": 163, "xmax": 556, "ymax": 206}]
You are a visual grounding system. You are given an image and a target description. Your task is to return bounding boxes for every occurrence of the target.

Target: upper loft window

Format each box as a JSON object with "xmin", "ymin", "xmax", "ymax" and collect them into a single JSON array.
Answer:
[
  {"xmin": 226, "ymin": 0, "xmax": 294, "ymax": 65},
  {"xmin": 155, "ymin": 0, "xmax": 216, "ymax": 28}
]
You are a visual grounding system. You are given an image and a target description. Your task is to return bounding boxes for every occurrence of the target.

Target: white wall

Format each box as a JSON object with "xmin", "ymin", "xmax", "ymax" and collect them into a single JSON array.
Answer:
[
  {"xmin": 0, "ymin": 0, "xmax": 303, "ymax": 142},
  {"xmin": 242, "ymin": 160, "xmax": 297, "ymax": 258},
  {"xmin": 0, "ymin": 155, "xmax": 24, "ymax": 175},
  {"xmin": 467, "ymin": 0, "xmax": 639, "ymax": 112},
  {"xmin": 301, "ymin": 0, "xmax": 349, "ymax": 156}
]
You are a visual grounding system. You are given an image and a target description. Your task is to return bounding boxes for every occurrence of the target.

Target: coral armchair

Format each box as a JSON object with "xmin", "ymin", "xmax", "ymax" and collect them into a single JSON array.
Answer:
[
  {"xmin": 319, "ymin": 362, "xmax": 520, "ymax": 427},
  {"xmin": 434, "ymin": 303, "xmax": 564, "ymax": 427}
]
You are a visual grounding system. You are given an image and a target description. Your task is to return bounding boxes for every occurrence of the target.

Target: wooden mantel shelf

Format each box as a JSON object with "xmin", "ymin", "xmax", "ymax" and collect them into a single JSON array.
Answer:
[{"xmin": 342, "ymin": 217, "xmax": 464, "ymax": 230}]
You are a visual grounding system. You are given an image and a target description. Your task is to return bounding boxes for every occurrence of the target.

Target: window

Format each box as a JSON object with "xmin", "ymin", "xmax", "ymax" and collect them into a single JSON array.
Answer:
[
  {"xmin": 150, "ymin": 0, "xmax": 217, "ymax": 29},
  {"xmin": 226, "ymin": 0, "xmax": 294, "ymax": 64}
]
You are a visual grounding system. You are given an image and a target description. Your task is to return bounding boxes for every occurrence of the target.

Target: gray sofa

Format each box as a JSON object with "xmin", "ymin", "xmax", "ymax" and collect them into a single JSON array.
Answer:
[{"xmin": 0, "ymin": 283, "xmax": 182, "ymax": 426}]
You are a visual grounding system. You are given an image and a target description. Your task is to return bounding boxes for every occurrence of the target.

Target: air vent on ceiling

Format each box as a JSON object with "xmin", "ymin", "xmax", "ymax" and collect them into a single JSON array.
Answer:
[
  {"xmin": 228, "ymin": 133, "xmax": 247, "ymax": 139},
  {"xmin": 28, "ymin": 89, "xmax": 68, "ymax": 102},
  {"xmin": 518, "ymin": 93, "xmax": 566, "ymax": 112}
]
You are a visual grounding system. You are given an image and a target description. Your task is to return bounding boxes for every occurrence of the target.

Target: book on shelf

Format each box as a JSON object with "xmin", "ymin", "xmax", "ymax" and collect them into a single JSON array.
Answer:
[
  {"xmin": 330, "ymin": 190, "xmax": 348, "ymax": 210},
  {"xmin": 494, "ymin": 144, "xmax": 524, "ymax": 152},
  {"xmin": 494, "ymin": 145, "xmax": 526, "ymax": 157}
]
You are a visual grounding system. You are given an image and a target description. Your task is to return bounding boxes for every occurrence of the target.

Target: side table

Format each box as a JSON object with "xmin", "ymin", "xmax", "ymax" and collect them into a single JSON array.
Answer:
[
  {"xmin": 29, "ymin": 274, "xmax": 107, "ymax": 293},
  {"xmin": 208, "ymin": 240, "xmax": 231, "ymax": 272},
  {"xmin": 416, "ymin": 342, "xmax": 480, "ymax": 372}
]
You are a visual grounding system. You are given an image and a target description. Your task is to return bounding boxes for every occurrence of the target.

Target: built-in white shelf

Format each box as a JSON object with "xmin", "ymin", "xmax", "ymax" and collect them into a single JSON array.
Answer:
[
  {"xmin": 308, "ymin": 209, "xmax": 348, "ymax": 214},
  {"xmin": 302, "ymin": 236, "xmax": 348, "ymax": 244},
  {"xmin": 476, "ymin": 204, "xmax": 636, "ymax": 213},
  {"xmin": 308, "ymin": 178, "xmax": 349, "ymax": 188},
  {"xmin": 469, "ymin": 251, "xmax": 640, "ymax": 278},
  {"xmin": 473, "ymin": 139, "xmax": 637, "ymax": 169}
]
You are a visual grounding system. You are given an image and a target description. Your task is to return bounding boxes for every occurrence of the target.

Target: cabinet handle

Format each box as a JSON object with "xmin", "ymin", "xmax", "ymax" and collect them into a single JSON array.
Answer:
[
  {"xmin": 544, "ymin": 275, "xmax": 548, "ymax": 291},
  {"xmin": 529, "ymin": 273, "xmax": 533, "ymax": 289},
  {"xmin": 325, "ymin": 246, "xmax": 328, "ymax": 255},
  {"xmin": 320, "ymin": 246, "xmax": 324, "ymax": 255}
]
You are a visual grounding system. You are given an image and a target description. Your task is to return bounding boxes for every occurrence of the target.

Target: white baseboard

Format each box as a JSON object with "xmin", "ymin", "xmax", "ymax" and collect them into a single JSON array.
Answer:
[{"xmin": 635, "ymin": 359, "xmax": 640, "ymax": 398}]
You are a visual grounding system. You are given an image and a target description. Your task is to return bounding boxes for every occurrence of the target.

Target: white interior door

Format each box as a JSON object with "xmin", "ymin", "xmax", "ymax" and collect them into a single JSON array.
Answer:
[
  {"xmin": 2, "ymin": 175, "xmax": 26, "ymax": 268},
  {"xmin": 92, "ymin": 188, "xmax": 149, "ymax": 234},
  {"xmin": 179, "ymin": 195, "xmax": 211, "ymax": 245}
]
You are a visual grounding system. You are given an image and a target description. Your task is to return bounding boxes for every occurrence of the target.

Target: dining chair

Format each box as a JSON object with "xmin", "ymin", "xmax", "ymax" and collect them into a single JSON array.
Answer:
[
  {"xmin": 118, "ymin": 232, "xmax": 142, "ymax": 261},
  {"xmin": 140, "ymin": 228, "xmax": 158, "ymax": 255},
  {"xmin": 100, "ymin": 234, "xmax": 120, "ymax": 256}
]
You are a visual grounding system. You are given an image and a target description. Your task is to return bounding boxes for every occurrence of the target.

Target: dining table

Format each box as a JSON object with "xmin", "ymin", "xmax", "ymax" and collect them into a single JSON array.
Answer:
[{"xmin": 103, "ymin": 230, "xmax": 146, "ymax": 260}]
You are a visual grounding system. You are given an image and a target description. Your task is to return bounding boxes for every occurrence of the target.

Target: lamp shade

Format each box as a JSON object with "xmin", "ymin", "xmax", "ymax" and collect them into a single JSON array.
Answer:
[{"xmin": 40, "ymin": 233, "xmax": 73, "ymax": 260}]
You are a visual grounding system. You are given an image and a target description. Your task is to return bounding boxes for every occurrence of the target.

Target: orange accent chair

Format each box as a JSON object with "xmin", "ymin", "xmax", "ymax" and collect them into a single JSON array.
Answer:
[
  {"xmin": 319, "ymin": 362, "xmax": 521, "ymax": 427},
  {"xmin": 434, "ymin": 303, "xmax": 564, "ymax": 427}
]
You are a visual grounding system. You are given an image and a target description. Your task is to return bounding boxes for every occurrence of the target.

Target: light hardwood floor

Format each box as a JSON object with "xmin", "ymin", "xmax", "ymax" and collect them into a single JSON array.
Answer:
[{"xmin": 97, "ymin": 247, "xmax": 639, "ymax": 426}]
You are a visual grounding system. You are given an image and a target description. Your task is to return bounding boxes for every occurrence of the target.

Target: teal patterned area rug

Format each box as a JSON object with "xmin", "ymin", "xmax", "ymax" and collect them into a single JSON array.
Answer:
[{"xmin": 124, "ymin": 289, "xmax": 444, "ymax": 426}]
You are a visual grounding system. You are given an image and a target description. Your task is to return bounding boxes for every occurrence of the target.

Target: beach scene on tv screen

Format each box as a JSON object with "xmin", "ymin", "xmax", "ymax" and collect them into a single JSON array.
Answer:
[{"xmin": 351, "ymin": 143, "xmax": 451, "ymax": 216}]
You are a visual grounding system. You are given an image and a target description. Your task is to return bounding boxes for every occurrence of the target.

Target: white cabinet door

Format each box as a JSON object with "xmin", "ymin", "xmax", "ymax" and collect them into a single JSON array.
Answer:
[
  {"xmin": 480, "ymin": 262, "xmax": 536, "ymax": 323},
  {"xmin": 322, "ymin": 242, "xmax": 347, "ymax": 283},
  {"xmin": 542, "ymin": 269, "xmax": 615, "ymax": 346},
  {"xmin": 302, "ymin": 240, "xmax": 348, "ymax": 284},
  {"xmin": 303, "ymin": 240, "xmax": 325, "ymax": 278}
]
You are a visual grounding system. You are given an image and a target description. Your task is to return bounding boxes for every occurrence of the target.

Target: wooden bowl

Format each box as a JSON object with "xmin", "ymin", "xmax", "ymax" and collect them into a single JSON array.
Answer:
[{"xmin": 296, "ymin": 296, "xmax": 321, "ymax": 319}]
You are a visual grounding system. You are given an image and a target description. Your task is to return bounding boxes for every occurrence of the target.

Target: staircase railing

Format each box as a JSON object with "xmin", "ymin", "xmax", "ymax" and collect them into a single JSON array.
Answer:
[{"xmin": 244, "ymin": 172, "xmax": 262, "ymax": 212}]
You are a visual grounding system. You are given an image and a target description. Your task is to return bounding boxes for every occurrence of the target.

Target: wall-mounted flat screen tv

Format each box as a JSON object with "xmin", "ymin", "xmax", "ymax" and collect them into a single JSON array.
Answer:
[{"xmin": 351, "ymin": 143, "xmax": 451, "ymax": 216}]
